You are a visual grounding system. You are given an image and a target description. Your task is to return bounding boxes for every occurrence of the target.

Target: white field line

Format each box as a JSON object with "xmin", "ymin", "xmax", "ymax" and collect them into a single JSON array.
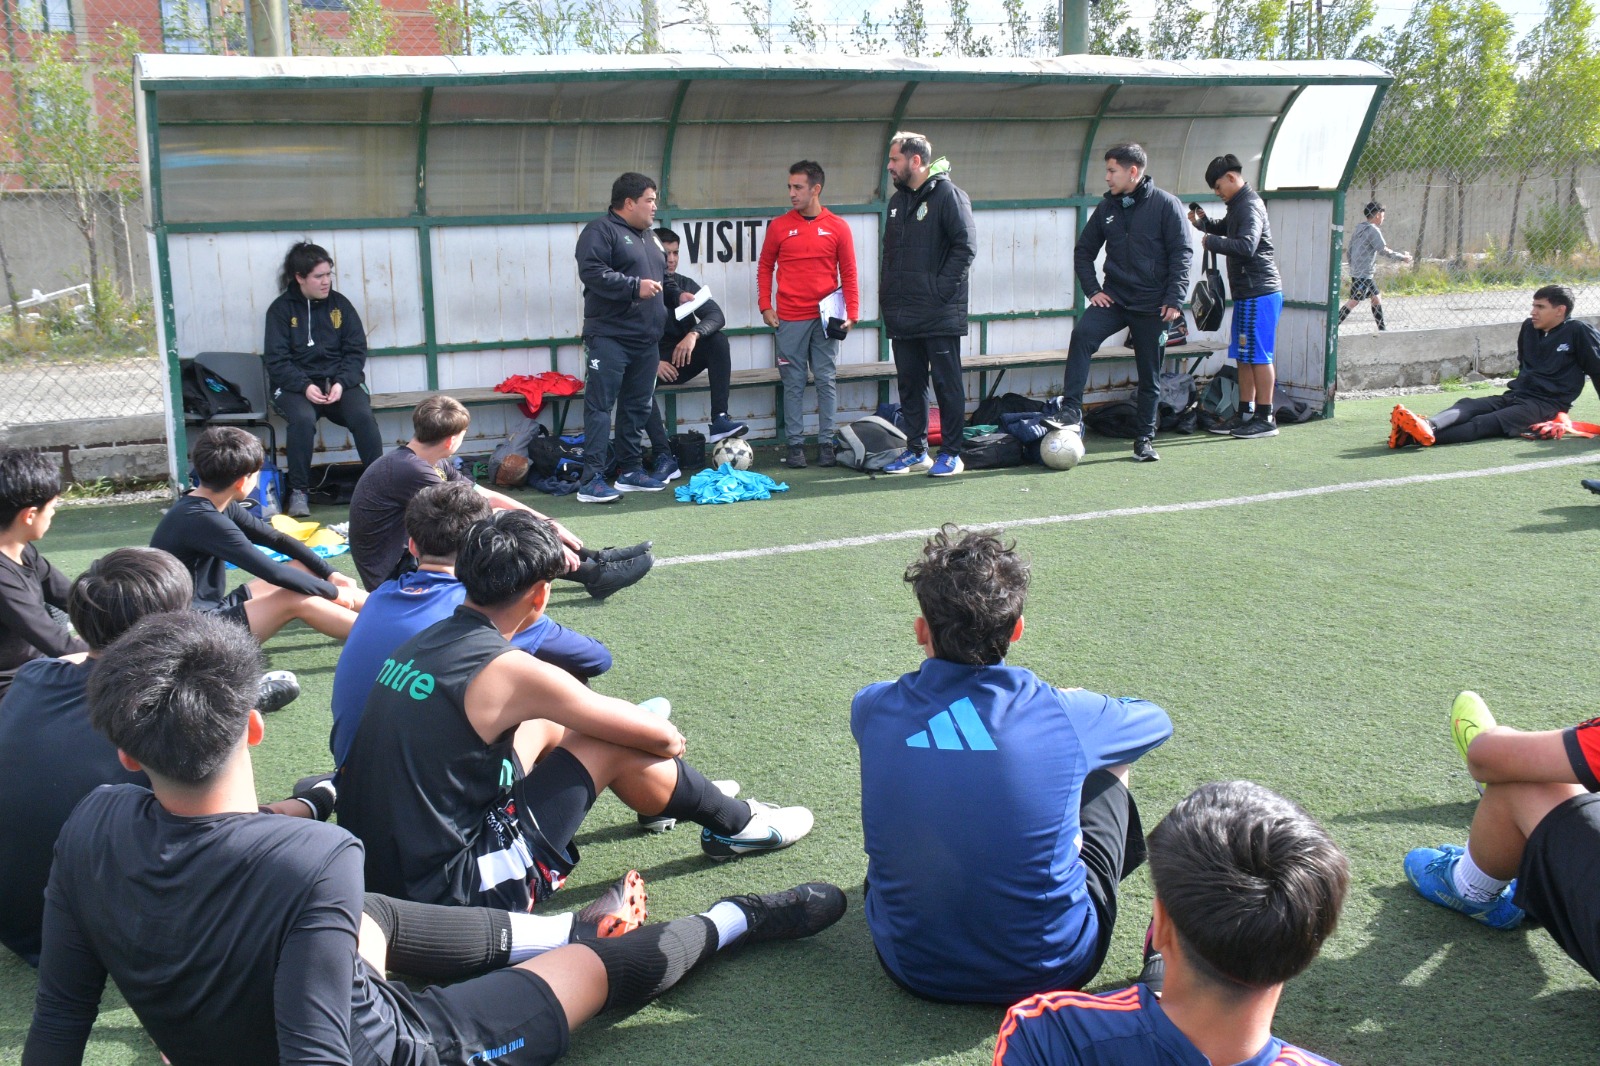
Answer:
[{"xmin": 655, "ymin": 454, "xmax": 1600, "ymax": 568}]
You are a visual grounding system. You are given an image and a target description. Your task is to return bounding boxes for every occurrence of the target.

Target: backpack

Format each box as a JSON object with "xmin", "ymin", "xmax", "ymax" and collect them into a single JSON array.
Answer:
[
  {"xmin": 528, "ymin": 431, "xmax": 584, "ymax": 482},
  {"xmin": 489, "ymin": 417, "xmax": 548, "ymax": 487},
  {"xmin": 1191, "ymin": 248, "xmax": 1227, "ymax": 332},
  {"xmin": 959, "ymin": 432, "xmax": 1024, "ymax": 469},
  {"xmin": 250, "ymin": 461, "xmax": 284, "ymax": 517},
  {"xmin": 970, "ymin": 391, "xmax": 1046, "ymax": 429},
  {"xmin": 1197, "ymin": 366, "xmax": 1241, "ymax": 431},
  {"xmin": 182, "ymin": 360, "xmax": 252, "ymax": 418},
  {"xmin": 1084, "ymin": 401, "xmax": 1143, "ymax": 439},
  {"xmin": 833, "ymin": 415, "xmax": 909, "ymax": 472}
]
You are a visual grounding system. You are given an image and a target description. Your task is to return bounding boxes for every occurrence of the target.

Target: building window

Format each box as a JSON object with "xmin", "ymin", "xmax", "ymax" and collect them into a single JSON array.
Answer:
[
  {"xmin": 162, "ymin": 0, "xmax": 211, "ymax": 53},
  {"xmin": 40, "ymin": 0, "xmax": 71, "ymax": 32}
]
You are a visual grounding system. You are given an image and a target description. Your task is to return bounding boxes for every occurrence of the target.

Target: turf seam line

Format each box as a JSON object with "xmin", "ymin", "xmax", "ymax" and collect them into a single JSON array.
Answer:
[{"xmin": 655, "ymin": 454, "xmax": 1600, "ymax": 567}]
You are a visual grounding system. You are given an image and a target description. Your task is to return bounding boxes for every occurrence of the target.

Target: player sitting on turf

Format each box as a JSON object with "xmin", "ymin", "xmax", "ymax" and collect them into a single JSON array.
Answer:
[
  {"xmin": 0, "ymin": 446, "xmax": 87, "ymax": 703},
  {"xmin": 150, "ymin": 426, "xmax": 367, "ymax": 641},
  {"xmin": 331, "ymin": 481, "xmax": 613, "ymax": 772},
  {"xmin": 347, "ymin": 394, "xmax": 652, "ymax": 599},
  {"xmin": 851, "ymin": 525, "xmax": 1173, "ymax": 1003},
  {"xmin": 994, "ymin": 780, "xmax": 1350, "ymax": 1066},
  {"xmin": 1403, "ymin": 691, "xmax": 1600, "ymax": 979},
  {"xmin": 336, "ymin": 509, "xmax": 816, "ymax": 911},
  {"xmin": 1390, "ymin": 285, "xmax": 1600, "ymax": 448},
  {"xmin": 22, "ymin": 609, "xmax": 846, "ymax": 1065},
  {"xmin": 0, "ymin": 547, "xmax": 309, "ymax": 967}
]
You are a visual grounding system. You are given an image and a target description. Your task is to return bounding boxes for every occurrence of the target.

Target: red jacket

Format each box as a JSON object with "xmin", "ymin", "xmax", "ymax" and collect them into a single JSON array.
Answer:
[{"xmin": 756, "ymin": 208, "xmax": 860, "ymax": 323}]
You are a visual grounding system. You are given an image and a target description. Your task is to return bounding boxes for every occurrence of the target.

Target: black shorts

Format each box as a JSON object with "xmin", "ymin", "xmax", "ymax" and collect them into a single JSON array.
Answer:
[
  {"xmin": 206, "ymin": 585, "xmax": 253, "ymax": 629},
  {"xmin": 1077, "ymin": 768, "xmax": 1148, "ymax": 982},
  {"xmin": 1348, "ymin": 277, "xmax": 1379, "ymax": 301},
  {"xmin": 468, "ymin": 747, "xmax": 596, "ymax": 911},
  {"xmin": 1514, "ymin": 791, "xmax": 1600, "ymax": 980},
  {"xmin": 411, "ymin": 965, "xmax": 570, "ymax": 1066}
]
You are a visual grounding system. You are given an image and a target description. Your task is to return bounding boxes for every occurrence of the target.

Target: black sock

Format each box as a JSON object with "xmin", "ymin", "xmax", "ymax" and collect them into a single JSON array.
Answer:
[
  {"xmin": 362, "ymin": 893, "xmax": 511, "ymax": 981},
  {"xmin": 1373, "ymin": 305, "xmax": 1387, "ymax": 330},
  {"xmin": 569, "ymin": 558, "xmax": 602, "ymax": 585},
  {"xmin": 1337, "ymin": 305, "xmax": 1350, "ymax": 324},
  {"xmin": 658, "ymin": 758, "xmax": 751, "ymax": 835},
  {"xmin": 1241, "ymin": 402, "xmax": 1255, "ymax": 418},
  {"xmin": 588, "ymin": 915, "xmax": 719, "ymax": 1013}
]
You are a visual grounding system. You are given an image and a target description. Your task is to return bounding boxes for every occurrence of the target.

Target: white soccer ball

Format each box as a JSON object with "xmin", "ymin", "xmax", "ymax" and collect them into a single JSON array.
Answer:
[
  {"xmin": 711, "ymin": 437, "xmax": 754, "ymax": 470},
  {"xmin": 1039, "ymin": 427, "xmax": 1086, "ymax": 470}
]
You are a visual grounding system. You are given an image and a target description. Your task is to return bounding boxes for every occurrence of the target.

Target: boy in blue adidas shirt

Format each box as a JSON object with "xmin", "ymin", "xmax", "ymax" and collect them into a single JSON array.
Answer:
[
  {"xmin": 994, "ymin": 781, "xmax": 1349, "ymax": 1066},
  {"xmin": 851, "ymin": 525, "xmax": 1173, "ymax": 1004}
]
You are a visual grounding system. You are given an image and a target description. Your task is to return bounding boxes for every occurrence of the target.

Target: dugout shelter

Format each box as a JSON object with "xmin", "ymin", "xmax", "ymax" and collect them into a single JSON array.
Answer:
[{"xmin": 135, "ymin": 53, "xmax": 1390, "ymax": 478}]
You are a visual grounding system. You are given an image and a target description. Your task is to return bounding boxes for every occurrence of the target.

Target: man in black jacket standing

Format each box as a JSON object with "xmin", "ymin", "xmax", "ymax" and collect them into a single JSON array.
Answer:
[
  {"xmin": 573, "ymin": 173, "xmax": 669, "ymax": 504},
  {"xmin": 1189, "ymin": 154, "xmax": 1284, "ymax": 439},
  {"xmin": 880, "ymin": 132, "xmax": 977, "ymax": 477},
  {"xmin": 1060, "ymin": 144, "xmax": 1192, "ymax": 462}
]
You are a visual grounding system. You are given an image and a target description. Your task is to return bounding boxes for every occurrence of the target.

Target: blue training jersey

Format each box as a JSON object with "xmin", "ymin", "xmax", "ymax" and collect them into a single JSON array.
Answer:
[
  {"xmin": 851, "ymin": 658, "xmax": 1172, "ymax": 1002},
  {"xmin": 994, "ymin": 983, "xmax": 1340, "ymax": 1066},
  {"xmin": 329, "ymin": 569, "xmax": 611, "ymax": 767}
]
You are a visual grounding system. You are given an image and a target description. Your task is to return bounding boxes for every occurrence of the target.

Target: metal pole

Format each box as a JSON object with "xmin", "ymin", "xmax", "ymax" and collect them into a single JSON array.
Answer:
[
  {"xmin": 250, "ymin": 0, "xmax": 290, "ymax": 56},
  {"xmin": 1060, "ymin": 0, "xmax": 1089, "ymax": 54}
]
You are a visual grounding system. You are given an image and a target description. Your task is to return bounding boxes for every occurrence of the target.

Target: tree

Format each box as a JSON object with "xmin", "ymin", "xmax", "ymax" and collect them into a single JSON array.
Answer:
[
  {"xmin": 851, "ymin": 10, "xmax": 888, "ymax": 53},
  {"xmin": 944, "ymin": 0, "xmax": 996, "ymax": 56},
  {"xmin": 1147, "ymin": 0, "xmax": 1205, "ymax": 59},
  {"xmin": 1091, "ymin": 0, "xmax": 1144, "ymax": 56},
  {"xmin": 294, "ymin": 0, "xmax": 399, "ymax": 56},
  {"xmin": 1209, "ymin": 0, "xmax": 1288, "ymax": 59},
  {"xmin": 893, "ymin": 0, "xmax": 928, "ymax": 56},
  {"xmin": 1510, "ymin": 0, "xmax": 1600, "ymax": 253},
  {"xmin": 10, "ymin": 31, "xmax": 138, "ymax": 327}
]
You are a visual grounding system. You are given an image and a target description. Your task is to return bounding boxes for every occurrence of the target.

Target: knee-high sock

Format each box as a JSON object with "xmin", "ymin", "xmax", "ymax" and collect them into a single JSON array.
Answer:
[
  {"xmin": 1373, "ymin": 304, "xmax": 1387, "ymax": 330},
  {"xmin": 588, "ymin": 915, "xmax": 719, "ymax": 1013},
  {"xmin": 1430, "ymin": 405, "xmax": 1463, "ymax": 431},
  {"xmin": 657, "ymin": 757, "xmax": 751, "ymax": 835}
]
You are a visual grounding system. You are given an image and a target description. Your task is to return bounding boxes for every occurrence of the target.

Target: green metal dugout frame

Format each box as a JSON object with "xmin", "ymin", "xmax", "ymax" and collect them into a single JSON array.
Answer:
[{"xmin": 136, "ymin": 54, "xmax": 1390, "ymax": 477}]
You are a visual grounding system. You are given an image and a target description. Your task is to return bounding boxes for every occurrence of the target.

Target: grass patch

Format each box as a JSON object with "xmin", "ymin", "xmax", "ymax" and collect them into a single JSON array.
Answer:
[{"xmin": 3, "ymin": 390, "xmax": 1599, "ymax": 1065}]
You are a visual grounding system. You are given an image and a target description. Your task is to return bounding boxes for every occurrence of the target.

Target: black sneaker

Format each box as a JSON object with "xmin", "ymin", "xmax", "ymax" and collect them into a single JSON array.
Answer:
[
  {"xmin": 722, "ymin": 882, "xmax": 846, "ymax": 945},
  {"xmin": 585, "ymin": 553, "xmax": 654, "ymax": 600},
  {"xmin": 292, "ymin": 772, "xmax": 337, "ymax": 821},
  {"xmin": 287, "ymin": 489, "xmax": 311, "ymax": 518},
  {"xmin": 784, "ymin": 444, "xmax": 807, "ymax": 468},
  {"xmin": 818, "ymin": 442, "xmax": 837, "ymax": 467},
  {"xmin": 594, "ymin": 541, "xmax": 652, "ymax": 564},
  {"xmin": 257, "ymin": 670, "xmax": 301, "ymax": 714},
  {"xmin": 1232, "ymin": 414, "xmax": 1279, "ymax": 439},
  {"xmin": 1582, "ymin": 478, "xmax": 1600, "ymax": 496},
  {"xmin": 1207, "ymin": 412, "xmax": 1244, "ymax": 435},
  {"xmin": 1133, "ymin": 437, "xmax": 1160, "ymax": 462}
]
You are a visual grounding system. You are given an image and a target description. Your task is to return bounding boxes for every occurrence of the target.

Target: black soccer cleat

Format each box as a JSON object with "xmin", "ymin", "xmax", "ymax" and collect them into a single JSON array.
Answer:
[
  {"xmin": 585, "ymin": 553, "xmax": 654, "ymax": 600},
  {"xmin": 1583, "ymin": 478, "xmax": 1600, "ymax": 497},
  {"xmin": 594, "ymin": 541, "xmax": 653, "ymax": 564},
  {"xmin": 721, "ymin": 882, "xmax": 846, "ymax": 946},
  {"xmin": 292, "ymin": 772, "xmax": 337, "ymax": 821},
  {"xmin": 257, "ymin": 670, "xmax": 301, "ymax": 714}
]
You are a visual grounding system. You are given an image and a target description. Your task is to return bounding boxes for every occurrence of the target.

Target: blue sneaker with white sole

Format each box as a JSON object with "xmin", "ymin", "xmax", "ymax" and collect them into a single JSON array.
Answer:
[
  {"xmin": 577, "ymin": 477, "xmax": 622, "ymax": 504},
  {"xmin": 881, "ymin": 449, "xmax": 932, "ymax": 475},
  {"xmin": 1404, "ymin": 843, "xmax": 1524, "ymax": 929},
  {"xmin": 614, "ymin": 469, "xmax": 668, "ymax": 493},
  {"xmin": 928, "ymin": 452, "xmax": 964, "ymax": 477},
  {"xmin": 708, "ymin": 414, "xmax": 749, "ymax": 443}
]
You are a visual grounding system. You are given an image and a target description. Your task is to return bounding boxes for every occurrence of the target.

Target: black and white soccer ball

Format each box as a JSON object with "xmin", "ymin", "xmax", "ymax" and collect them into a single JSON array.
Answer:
[
  {"xmin": 711, "ymin": 437, "xmax": 755, "ymax": 470},
  {"xmin": 1040, "ymin": 427, "xmax": 1086, "ymax": 470}
]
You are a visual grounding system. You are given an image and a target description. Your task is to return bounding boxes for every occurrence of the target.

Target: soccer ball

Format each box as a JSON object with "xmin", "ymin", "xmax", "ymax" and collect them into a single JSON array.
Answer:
[
  {"xmin": 1039, "ymin": 427, "xmax": 1086, "ymax": 471},
  {"xmin": 711, "ymin": 438, "xmax": 754, "ymax": 470}
]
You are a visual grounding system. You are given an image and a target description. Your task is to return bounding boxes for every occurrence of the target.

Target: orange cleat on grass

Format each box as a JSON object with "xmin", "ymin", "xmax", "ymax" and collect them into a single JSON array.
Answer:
[{"xmin": 1391, "ymin": 404, "xmax": 1435, "ymax": 446}]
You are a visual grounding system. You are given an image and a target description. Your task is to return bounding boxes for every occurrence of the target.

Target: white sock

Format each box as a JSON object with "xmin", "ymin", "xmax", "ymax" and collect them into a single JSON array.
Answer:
[
  {"xmin": 507, "ymin": 912, "xmax": 575, "ymax": 963},
  {"xmin": 704, "ymin": 900, "xmax": 749, "ymax": 950},
  {"xmin": 1454, "ymin": 849, "xmax": 1510, "ymax": 903}
]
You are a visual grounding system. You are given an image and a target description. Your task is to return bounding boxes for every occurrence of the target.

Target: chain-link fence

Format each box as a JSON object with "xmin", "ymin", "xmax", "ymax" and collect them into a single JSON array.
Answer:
[{"xmin": 3, "ymin": 0, "xmax": 1596, "ymax": 435}]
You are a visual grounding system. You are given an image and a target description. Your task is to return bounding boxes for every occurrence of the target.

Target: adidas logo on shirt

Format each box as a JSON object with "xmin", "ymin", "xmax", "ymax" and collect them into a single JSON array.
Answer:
[{"xmin": 905, "ymin": 697, "xmax": 996, "ymax": 751}]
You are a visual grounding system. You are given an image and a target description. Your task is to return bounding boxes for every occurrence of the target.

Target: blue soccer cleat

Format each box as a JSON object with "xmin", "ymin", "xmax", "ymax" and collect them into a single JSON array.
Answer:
[{"xmin": 1404, "ymin": 844, "xmax": 1524, "ymax": 930}]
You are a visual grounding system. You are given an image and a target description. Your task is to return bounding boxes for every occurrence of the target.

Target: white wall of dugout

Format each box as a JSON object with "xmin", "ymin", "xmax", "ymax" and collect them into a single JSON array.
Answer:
[{"xmin": 140, "ymin": 56, "xmax": 1385, "ymax": 472}]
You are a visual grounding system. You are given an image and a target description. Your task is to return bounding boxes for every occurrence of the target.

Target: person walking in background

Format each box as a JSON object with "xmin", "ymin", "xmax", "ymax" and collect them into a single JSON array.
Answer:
[{"xmin": 1339, "ymin": 201, "xmax": 1412, "ymax": 331}]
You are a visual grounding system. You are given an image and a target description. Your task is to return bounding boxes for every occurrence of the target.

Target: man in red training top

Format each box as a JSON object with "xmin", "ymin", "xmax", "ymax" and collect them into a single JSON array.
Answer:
[{"xmin": 757, "ymin": 160, "xmax": 860, "ymax": 469}]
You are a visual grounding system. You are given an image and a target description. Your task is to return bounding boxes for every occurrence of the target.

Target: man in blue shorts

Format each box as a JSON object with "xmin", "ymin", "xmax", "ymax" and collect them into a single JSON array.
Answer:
[
  {"xmin": 995, "ymin": 780, "xmax": 1350, "ymax": 1065},
  {"xmin": 1404, "ymin": 691, "xmax": 1600, "ymax": 981},
  {"xmin": 330, "ymin": 481, "xmax": 613, "ymax": 771},
  {"xmin": 1189, "ymin": 153, "xmax": 1283, "ymax": 439},
  {"xmin": 852, "ymin": 525, "xmax": 1172, "ymax": 1004}
]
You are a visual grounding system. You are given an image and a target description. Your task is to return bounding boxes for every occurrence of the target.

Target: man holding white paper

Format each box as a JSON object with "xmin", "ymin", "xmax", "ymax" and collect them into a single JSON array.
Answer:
[
  {"xmin": 641, "ymin": 228, "xmax": 746, "ymax": 483},
  {"xmin": 757, "ymin": 160, "xmax": 860, "ymax": 468}
]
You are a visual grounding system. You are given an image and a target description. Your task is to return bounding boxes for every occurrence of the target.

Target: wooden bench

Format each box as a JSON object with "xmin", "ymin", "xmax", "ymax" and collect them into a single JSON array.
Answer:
[{"xmin": 370, "ymin": 339, "xmax": 1227, "ymax": 438}]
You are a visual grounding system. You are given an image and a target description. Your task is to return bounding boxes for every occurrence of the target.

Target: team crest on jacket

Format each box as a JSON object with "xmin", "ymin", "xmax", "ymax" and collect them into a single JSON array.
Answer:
[
  {"xmin": 330, "ymin": 309, "xmax": 342, "ymax": 330},
  {"xmin": 289, "ymin": 316, "xmax": 298, "ymax": 328},
  {"xmin": 916, "ymin": 203, "xmax": 928, "ymax": 221}
]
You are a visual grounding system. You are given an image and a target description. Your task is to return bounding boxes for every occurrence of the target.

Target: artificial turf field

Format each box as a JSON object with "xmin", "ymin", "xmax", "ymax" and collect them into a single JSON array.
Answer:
[{"xmin": 3, "ymin": 386, "xmax": 1599, "ymax": 1066}]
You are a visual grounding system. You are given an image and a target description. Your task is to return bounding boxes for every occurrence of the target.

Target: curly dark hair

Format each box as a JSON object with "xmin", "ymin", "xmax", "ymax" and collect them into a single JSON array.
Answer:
[{"xmin": 904, "ymin": 524, "xmax": 1030, "ymax": 666}]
